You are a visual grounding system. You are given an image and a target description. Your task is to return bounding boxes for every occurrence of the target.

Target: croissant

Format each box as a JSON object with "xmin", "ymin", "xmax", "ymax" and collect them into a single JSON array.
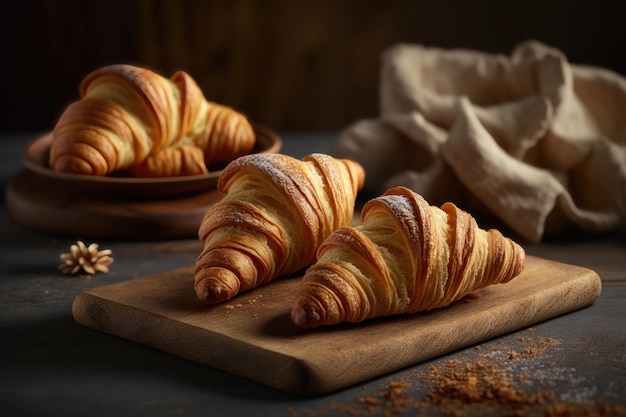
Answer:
[
  {"xmin": 49, "ymin": 64, "xmax": 256, "ymax": 177},
  {"xmin": 194, "ymin": 153, "xmax": 365, "ymax": 304},
  {"xmin": 291, "ymin": 186, "xmax": 526, "ymax": 328}
]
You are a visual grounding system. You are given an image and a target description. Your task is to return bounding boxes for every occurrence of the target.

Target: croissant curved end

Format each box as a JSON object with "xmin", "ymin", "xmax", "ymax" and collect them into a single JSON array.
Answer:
[
  {"xmin": 344, "ymin": 158, "xmax": 366, "ymax": 190},
  {"xmin": 291, "ymin": 299, "xmax": 323, "ymax": 329},
  {"xmin": 194, "ymin": 267, "xmax": 240, "ymax": 305},
  {"xmin": 511, "ymin": 244, "xmax": 526, "ymax": 279},
  {"xmin": 52, "ymin": 155, "xmax": 103, "ymax": 175}
]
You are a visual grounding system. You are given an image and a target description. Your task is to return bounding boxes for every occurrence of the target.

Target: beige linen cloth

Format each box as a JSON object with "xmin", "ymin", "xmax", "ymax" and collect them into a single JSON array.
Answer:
[{"xmin": 332, "ymin": 40, "xmax": 626, "ymax": 243}]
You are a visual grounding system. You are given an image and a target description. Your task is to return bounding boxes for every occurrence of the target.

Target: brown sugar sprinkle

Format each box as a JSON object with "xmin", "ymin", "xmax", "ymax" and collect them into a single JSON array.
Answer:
[
  {"xmin": 521, "ymin": 336, "xmax": 555, "ymax": 356},
  {"xmin": 291, "ymin": 331, "xmax": 625, "ymax": 417},
  {"xmin": 415, "ymin": 357, "xmax": 554, "ymax": 416},
  {"xmin": 356, "ymin": 380, "xmax": 413, "ymax": 416}
]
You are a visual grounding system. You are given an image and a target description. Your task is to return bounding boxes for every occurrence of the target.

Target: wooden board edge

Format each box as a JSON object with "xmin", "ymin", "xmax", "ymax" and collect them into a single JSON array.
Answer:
[{"xmin": 71, "ymin": 290, "xmax": 314, "ymax": 394}]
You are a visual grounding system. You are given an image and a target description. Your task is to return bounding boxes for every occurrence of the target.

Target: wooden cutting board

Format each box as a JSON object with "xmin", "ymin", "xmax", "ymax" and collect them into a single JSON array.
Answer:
[{"xmin": 72, "ymin": 255, "xmax": 601, "ymax": 396}]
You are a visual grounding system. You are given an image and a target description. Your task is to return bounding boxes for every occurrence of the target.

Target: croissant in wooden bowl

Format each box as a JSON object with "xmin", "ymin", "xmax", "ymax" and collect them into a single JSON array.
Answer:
[{"xmin": 49, "ymin": 64, "xmax": 256, "ymax": 177}]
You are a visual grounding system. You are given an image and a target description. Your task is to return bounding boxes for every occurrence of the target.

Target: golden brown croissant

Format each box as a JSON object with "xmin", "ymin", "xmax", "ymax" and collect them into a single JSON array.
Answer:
[
  {"xmin": 291, "ymin": 186, "xmax": 525, "ymax": 328},
  {"xmin": 194, "ymin": 153, "xmax": 365, "ymax": 304},
  {"xmin": 49, "ymin": 64, "xmax": 255, "ymax": 177}
]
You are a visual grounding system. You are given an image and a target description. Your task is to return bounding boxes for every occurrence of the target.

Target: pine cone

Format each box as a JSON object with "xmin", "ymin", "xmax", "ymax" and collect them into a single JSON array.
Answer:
[{"xmin": 59, "ymin": 241, "xmax": 113, "ymax": 277}]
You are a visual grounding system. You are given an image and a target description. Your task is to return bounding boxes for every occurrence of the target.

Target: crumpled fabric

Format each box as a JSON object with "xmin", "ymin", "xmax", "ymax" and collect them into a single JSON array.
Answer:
[{"xmin": 332, "ymin": 40, "xmax": 626, "ymax": 243}]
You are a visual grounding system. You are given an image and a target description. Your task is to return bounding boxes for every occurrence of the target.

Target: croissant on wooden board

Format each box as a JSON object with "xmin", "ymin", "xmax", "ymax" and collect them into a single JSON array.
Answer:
[
  {"xmin": 291, "ymin": 186, "xmax": 526, "ymax": 328},
  {"xmin": 194, "ymin": 153, "xmax": 365, "ymax": 304},
  {"xmin": 49, "ymin": 64, "xmax": 256, "ymax": 177}
]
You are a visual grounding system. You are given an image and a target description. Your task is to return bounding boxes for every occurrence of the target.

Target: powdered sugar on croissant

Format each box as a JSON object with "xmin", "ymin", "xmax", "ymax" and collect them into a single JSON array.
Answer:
[
  {"xmin": 49, "ymin": 64, "xmax": 255, "ymax": 177},
  {"xmin": 291, "ymin": 186, "xmax": 525, "ymax": 328},
  {"xmin": 194, "ymin": 153, "xmax": 365, "ymax": 304}
]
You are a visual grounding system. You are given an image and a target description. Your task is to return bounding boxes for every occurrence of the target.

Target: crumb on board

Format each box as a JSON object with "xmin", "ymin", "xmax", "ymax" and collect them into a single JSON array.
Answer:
[{"xmin": 223, "ymin": 295, "xmax": 265, "ymax": 314}]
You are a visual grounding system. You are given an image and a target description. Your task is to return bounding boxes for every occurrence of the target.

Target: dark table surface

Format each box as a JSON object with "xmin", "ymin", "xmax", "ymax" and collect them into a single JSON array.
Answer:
[{"xmin": 1, "ymin": 131, "xmax": 625, "ymax": 417}]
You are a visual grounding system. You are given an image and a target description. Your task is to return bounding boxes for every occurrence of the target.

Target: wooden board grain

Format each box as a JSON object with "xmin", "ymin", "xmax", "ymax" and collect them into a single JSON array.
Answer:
[{"xmin": 72, "ymin": 256, "xmax": 602, "ymax": 396}]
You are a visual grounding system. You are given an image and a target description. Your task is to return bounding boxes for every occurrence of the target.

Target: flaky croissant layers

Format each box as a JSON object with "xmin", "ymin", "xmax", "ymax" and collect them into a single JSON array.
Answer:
[
  {"xmin": 291, "ymin": 186, "xmax": 526, "ymax": 328},
  {"xmin": 49, "ymin": 64, "xmax": 255, "ymax": 177},
  {"xmin": 194, "ymin": 153, "xmax": 365, "ymax": 304}
]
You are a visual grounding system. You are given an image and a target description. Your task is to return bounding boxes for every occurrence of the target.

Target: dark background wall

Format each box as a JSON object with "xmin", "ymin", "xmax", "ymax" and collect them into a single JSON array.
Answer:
[{"xmin": 2, "ymin": 0, "xmax": 625, "ymax": 133}]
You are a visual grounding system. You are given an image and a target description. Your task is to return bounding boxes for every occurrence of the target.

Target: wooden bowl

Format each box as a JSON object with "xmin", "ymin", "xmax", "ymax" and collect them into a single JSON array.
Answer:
[{"xmin": 22, "ymin": 124, "xmax": 282, "ymax": 198}]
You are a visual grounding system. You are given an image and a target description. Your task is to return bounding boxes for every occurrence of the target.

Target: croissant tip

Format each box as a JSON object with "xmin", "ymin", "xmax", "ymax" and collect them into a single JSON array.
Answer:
[
  {"xmin": 291, "ymin": 302, "xmax": 322, "ymax": 329},
  {"xmin": 51, "ymin": 156, "xmax": 99, "ymax": 176},
  {"xmin": 197, "ymin": 283, "xmax": 233, "ymax": 305}
]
